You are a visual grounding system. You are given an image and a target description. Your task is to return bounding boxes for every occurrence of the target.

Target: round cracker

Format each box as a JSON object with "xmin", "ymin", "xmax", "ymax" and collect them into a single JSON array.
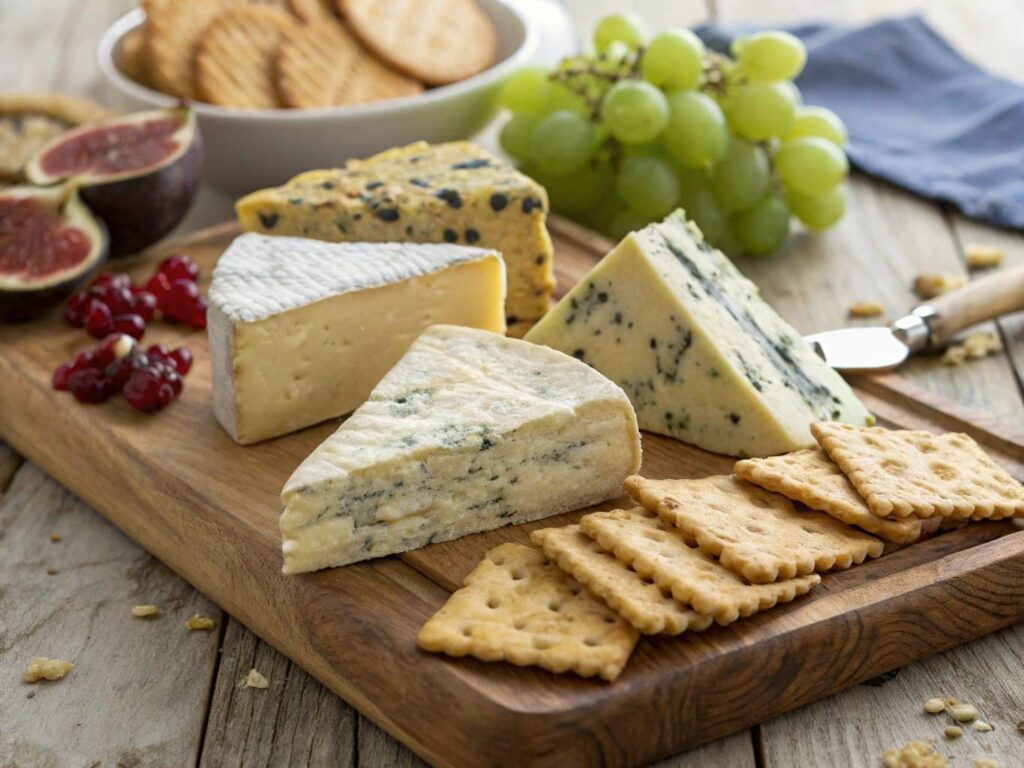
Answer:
[
  {"xmin": 195, "ymin": 7, "xmax": 300, "ymax": 109},
  {"xmin": 338, "ymin": 0, "xmax": 497, "ymax": 86},
  {"xmin": 147, "ymin": 0, "xmax": 237, "ymax": 99},
  {"xmin": 276, "ymin": 21, "xmax": 422, "ymax": 109},
  {"xmin": 287, "ymin": 0, "xmax": 335, "ymax": 22}
]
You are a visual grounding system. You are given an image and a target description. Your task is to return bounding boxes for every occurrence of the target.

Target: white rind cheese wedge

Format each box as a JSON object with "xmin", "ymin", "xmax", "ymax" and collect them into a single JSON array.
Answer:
[
  {"xmin": 279, "ymin": 325, "xmax": 642, "ymax": 574},
  {"xmin": 208, "ymin": 233, "xmax": 506, "ymax": 445},
  {"xmin": 524, "ymin": 210, "xmax": 873, "ymax": 458}
]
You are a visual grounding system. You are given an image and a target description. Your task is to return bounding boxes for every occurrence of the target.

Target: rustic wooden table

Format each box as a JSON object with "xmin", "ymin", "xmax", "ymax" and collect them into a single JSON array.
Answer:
[{"xmin": 2, "ymin": 1, "xmax": 1022, "ymax": 766}]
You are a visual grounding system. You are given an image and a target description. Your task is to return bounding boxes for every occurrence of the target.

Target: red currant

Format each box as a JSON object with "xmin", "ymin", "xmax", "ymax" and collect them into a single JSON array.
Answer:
[
  {"xmin": 124, "ymin": 368, "xmax": 173, "ymax": 412},
  {"xmin": 164, "ymin": 369, "xmax": 183, "ymax": 397},
  {"xmin": 146, "ymin": 272, "xmax": 172, "ymax": 306},
  {"xmin": 71, "ymin": 349, "xmax": 98, "ymax": 370},
  {"xmin": 65, "ymin": 292, "xmax": 96, "ymax": 327},
  {"xmin": 92, "ymin": 285, "xmax": 133, "ymax": 315},
  {"xmin": 130, "ymin": 291, "xmax": 158, "ymax": 322},
  {"xmin": 163, "ymin": 279, "xmax": 199, "ymax": 320},
  {"xmin": 146, "ymin": 344, "xmax": 170, "ymax": 360},
  {"xmin": 158, "ymin": 254, "xmax": 200, "ymax": 283},
  {"xmin": 85, "ymin": 302, "xmax": 113, "ymax": 338},
  {"xmin": 94, "ymin": 333, "xmax": 137, "ymax": 367},
  {"xmin": 92, "ymin": 272, "xmax": 132, "ymax": 290},
  {"xmin": 111, "ymin": 314, "xmax": 146, "ymax": 340},
  {"xmin": 67, "ymin": 368, "xmax": 112, "ymax": 403},
  {"xmin": 188, "ymin": 297, "xmax": 208, "ymax": 330},
  {"xmin": 52, "ymin": 362, "xmax": 75, "ymax": 391},
  {"xmin": 168, "ymin": 347, "xmax": 193, "ymax": 375}
]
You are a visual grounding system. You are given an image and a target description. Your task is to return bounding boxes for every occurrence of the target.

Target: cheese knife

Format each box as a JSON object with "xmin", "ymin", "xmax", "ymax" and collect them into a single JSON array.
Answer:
[{"xmin": 805, "ymin": 263, "xmax": 1024, "ymax": 373}]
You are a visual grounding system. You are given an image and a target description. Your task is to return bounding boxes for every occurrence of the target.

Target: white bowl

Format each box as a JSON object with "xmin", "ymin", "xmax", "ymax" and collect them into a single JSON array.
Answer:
[{"xmin": 98, "ymin": 0, "xmax": 555, "ymax": 194}]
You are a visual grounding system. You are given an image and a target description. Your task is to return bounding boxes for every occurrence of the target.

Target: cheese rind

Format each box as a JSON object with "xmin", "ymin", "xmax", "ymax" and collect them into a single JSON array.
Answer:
[
  {"xmin": 208, "ymin": 233, "xmax": 506, "ymax": 444},
  {"xmin": 280, "ymin": 325, "xmax": 642, "ymax": 574},
  {"xmin": 524, "ymin": 210, "xmax": 872, "ymax": 457},
  {"xmin": 235, "ymin": 141, "xmax": 555, "ymax": 336}
]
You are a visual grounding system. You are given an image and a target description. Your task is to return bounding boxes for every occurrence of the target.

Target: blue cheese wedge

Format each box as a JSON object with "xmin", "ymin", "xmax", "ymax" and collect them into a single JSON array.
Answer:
[
  {"xmin": 279, "ymin": 325, "xmax": 642, "ymax": 574},
  {"xmin": 524, "ymin": 210, "xmax": 873, "ymax": 457},
  {"xmin": 235, "ymin": 141, "xmax": 555, "ymax": 337},
  {"xmin": 208, "ymin": 234, "xmax": 506, "ymax": 445}
]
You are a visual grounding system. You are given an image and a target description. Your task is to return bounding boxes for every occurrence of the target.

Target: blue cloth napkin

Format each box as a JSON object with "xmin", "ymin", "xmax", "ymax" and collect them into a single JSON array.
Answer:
[{"xmin": 696, "ymin": 15, "xmax": 1024, "ymax": 230}]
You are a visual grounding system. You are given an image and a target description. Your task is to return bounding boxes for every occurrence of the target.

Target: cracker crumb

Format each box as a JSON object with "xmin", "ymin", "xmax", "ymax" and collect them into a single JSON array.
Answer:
[
  {"xmin": 49, "ymin": 532, "xmax": 61, "ymax": 543},
  {"xmin": 941, "ymin": 346, "xmax": 968, "ymax": 366},
  {"xmin": 244, "ymin": 668, "xmax": 269, "ymax": 689},
  {"xmin": 1018, "ymin": 720, "xmax": 1024, "ymax": 733},
  {"xmin": 951, "ymin": 703, "xmax": 979, "ymax": 722},
  {"xmin": 914, "ymin": 273, "xmax": 966, "ymax": 299},
  {"xmin": 965, "ymin": 244, "xmax": 1003, "ymax": 270},
  {"xmin": 883, "ymin": 740, "xmax": 949, "ymax": 768},
  {"xmin": 46, "ymin": 568, "xmax": 58, "ymax": 576},
  {"xmin": 23, "ymin": 657, "xmax": 73, "ymax": 683},
  {"xmin": 942, "ymin": 333, "xmax": 1001, "ymax": 366},
  {"xmin": 944, "ymin": 725, "xmax": 963, "ymax": 739},
  {"xmin": 974, "ymin": 759, "xmax": 998, "ymax": 768},
  {"xmin": 185, "ymin": 614, "xmax": 215, "ymax": 631},
  {"xmin": 848, "ymin": 301, "xmax": 885, "ymax": 319},
  {"xmin": 131, "ymin": 604, "xmax": 160, "ymax": 619},
  {"xmin": 924, "ymin": 697, "xmax": 947, "ymax": 714},
  {"xmin": 972, "ymin": 720, "xmax": 993, "ymax": 732}
]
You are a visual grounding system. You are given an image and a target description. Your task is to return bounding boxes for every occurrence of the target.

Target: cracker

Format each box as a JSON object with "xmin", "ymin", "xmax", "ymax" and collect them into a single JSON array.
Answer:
[
  {"xmin": 735, "ymin": 449, "xmax": 923, "ymax": 544},
  {"xmin": 418, "ymin": 543, "xmax": 638, "ymax": 682},
  {"xmin": 626, "ymin": 474, "xmax": 884, "ymax": 584},
  {"xmin": 579, "ymin": 507, "xmax": 820, "ymax": 625},
  {"xmin": 196, "ymin": 6, "xmax": 300, "ymax": 109},
  {"xmin": 531, "ymin": 524, "xmax": 714, "ymax": 636},
  {"xmin": 276, "ymin": 20, "xmax": 422, "ymax": 109},
  {"xmin": 339, "ymin": 0, "xmax": 497, "ymax": 86},
  {"xmin": 288, "ymin": 0, "xmax": 335, "ymax": 22},
  {"xmin": 812, "ymin": 422, "xmax": 1024, "ymax": 520},
  {"xmin": 147, "ymin": 0, "xmax": 237, "ymax": 99}
]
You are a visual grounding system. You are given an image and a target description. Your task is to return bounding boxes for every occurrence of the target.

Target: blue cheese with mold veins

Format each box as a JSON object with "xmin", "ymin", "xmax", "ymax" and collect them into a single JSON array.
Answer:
[
  {"xmin": 524, "ymin": 211, "xmax": 872, "ymax": 457},
  {"xmin": 279, "ymin": 325, "xmax": 642, "ymax": 574},
  {"xmin": 208, "ymin": 234, "xmax": 506, "ymax": 445}
]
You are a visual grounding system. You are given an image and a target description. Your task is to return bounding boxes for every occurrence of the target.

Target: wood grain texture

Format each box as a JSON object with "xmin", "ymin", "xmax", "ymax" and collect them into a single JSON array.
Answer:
[
  {"xmin": 1, "ymin": 225, "xmax": 1022, "ymax": 767},
  {"xmin": 0, "ymin": 462, "xmax": 222, "ymax": 768},
  {"xmin": 0, "ymin": 442, "xmax": 21, "ymax": 492}
]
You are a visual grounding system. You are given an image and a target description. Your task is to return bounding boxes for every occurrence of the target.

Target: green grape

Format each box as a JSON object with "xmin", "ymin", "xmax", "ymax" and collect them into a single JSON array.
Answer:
[
  {"xmin": 623, "ymin": 139, "xmax": 661, "ymax": 159},
  {"xmin": 610, "ymin": 207, "xmax": 652, "ymax": 241},
  {"xmin": 774, "ymin": 136, "xmax": 849, "ymax": 195},
  {"xmin": 499, "ymin": 113, "xmax": 540, "ymax": 162},
  {"xmin": 786, "ymin": 184, "xmax": 846, "ymax": 230},
  {"xmin": 788, "ymin": 105, "xmax": 847, "ymax": 147},
  {"xmin": 616, "ymin": 156, "xmax": 679, "ymax": 218},
  {"xmin": 677, "ymin": 168, "xmax": 726, "ymax": 243},
  {"xmin": 593, "ymin": 12, "xmax": 648, "ymax": 52},
  {"xmin": 601, "ymin": 79, "xmax": 669, "ymax": 144},
  {"xmin": 641, "ymin": 28, "xmax": 705, "ymax": 90},
  {"xmin": 529, "ymin": 110, "xmax": 595, "ymax": 177},
  {"xmin": 726, "ymin": 81, "xmax": 797, "ymax": 140},
  {"xmin": 662, "ymin": 91, "xmax": 728, "ymax": 168},
  {"xmin": 731, "ymin": 194, "xmax": 791, "ymax": 256},
  {"xmin": 541, "ymin": 162, "xmax": 615, "ymax": 216},
  {"xmin": 709, "ymin": 137, "xmax": 770, "ymax": 214},
  {"xmin": 544, "ymin": 81, "xmax": 588, "ymax": 116},
  {"xmin": 583, "ymin": 193, "xmax": 625, "ymax": 236},
  {"xmin": 498, "ymin": 66, "xmax": 550, "ymax": 115},
  {"xmin": 734, "ymin": 31, "xmax": 807, "ymax": 82},
  {"xmin": 712, "ymin": 225, "xmax": 741, "ymax": 257}
]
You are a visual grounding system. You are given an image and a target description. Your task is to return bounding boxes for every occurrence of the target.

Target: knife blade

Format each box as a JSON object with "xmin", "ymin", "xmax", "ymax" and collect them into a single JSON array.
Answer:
[{"xmin": 803, "ymin": 263, "xmax": 1024, "ymax": 373}]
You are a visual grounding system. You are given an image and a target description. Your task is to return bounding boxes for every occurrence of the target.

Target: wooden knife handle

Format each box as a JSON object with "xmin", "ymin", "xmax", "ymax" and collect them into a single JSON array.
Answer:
[{"xmin": 920, "ymin": 263, "xmax": 1024, "ymax": 347}]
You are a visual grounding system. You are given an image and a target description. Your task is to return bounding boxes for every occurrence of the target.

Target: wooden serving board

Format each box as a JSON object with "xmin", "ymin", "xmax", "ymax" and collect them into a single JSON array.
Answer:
[{"xmin": 2, "ymin": 220, "xmax": 1023, "ymax": 768}]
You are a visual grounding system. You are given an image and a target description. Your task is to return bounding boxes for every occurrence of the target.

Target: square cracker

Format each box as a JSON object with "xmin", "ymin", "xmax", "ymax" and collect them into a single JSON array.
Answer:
[
  {"xmin": 735, "ymin": 449, "xmax": 923, "ymax": 544},
  {"xmin": 625, "ymin": 475, "xmax": 884, "ymax": 584},
  {"xmin": 532, "ymin": 524, "xmax": 714, "ymax": 636},
  {"xmin": 417, "ymin": 543, "xmax": 638, "ymax": 682},
  {"xmin": 578, "ymin": 507, "xmax": 820, "ymax": 625},
  {"xmin": 812, "ymin": 422, "xmax": 1024, "ymax": 520}
]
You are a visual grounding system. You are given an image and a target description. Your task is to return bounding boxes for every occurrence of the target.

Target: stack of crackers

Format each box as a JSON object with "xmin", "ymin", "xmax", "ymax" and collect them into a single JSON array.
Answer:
[
  {"xmin": 418, "ymin": 423, "xmax": 1024, "ymax": 682},
  {"xmin": 123, "ymin": 0, "xmax": 498, "ymax": 109}
]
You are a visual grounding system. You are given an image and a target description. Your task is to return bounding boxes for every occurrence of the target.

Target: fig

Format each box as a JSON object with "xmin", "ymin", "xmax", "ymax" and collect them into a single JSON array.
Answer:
[
  {"xmin": 0, "ymin": 185, "xmax": 107, "ymax": 322},
  {"xmin": 25, "ymin": 107, "xmax": 202, "ymax": 258}
]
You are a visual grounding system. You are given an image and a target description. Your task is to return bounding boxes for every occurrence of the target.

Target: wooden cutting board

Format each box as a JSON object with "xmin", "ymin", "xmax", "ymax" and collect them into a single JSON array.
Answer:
[{"xmin": 2, "ymin": 219, "xmax": 1023, "ymax": 768}]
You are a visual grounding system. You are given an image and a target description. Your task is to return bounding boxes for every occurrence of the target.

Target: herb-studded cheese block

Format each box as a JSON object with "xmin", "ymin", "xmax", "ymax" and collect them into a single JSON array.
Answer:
[
  {"xmin": 235, "ymin": 141, "xmax": 555, "ymax": 337},
  {"xmin": 208, "ymin": 234, "xmax": 506, "ymax": 445},
  {"xmin": 279, "ymin": 325, "xmax": 642, "ymax": 574},
  {"xmin": 524, "ymin": 211, "xmax": 873, "ymax": 458}
]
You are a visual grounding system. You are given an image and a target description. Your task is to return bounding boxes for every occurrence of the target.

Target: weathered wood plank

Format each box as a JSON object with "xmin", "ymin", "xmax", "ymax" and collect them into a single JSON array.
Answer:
[
  {"xmin": 716, "ymin": 2, "xmax": 1024, "ymax": 766},
  {"xmin": 198, "ymin": 619, "xmax": 357, "ymax": 768},
  {"xmin": 0, "ymin": 463, "xmax": 222, "ymax": 767},
  {"xmin": 0, "ymin": 442, "xmax": 21, "ymax": 493}
]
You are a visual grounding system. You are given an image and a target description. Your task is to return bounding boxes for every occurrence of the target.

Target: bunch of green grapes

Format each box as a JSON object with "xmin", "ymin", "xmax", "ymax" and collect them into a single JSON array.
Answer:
[{"xmin": 497, "ymin": 13, "xmax": 849, "ymax": 256}]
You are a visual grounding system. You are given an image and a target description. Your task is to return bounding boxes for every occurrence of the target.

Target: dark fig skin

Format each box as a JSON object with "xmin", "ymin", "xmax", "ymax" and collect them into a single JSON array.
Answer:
[{"xmin": 80, "ymin": 126, "xmax": 203, "ymax": 258}]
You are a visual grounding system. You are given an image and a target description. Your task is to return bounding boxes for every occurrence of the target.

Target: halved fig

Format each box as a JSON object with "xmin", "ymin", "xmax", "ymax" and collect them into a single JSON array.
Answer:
[
  {"xmin": 25, "ymin": 107, "xmax": 202, "ymax": 258},
  {"xmin": 0, "ymin": 185, "xmax": 107, "ymax": 322}
]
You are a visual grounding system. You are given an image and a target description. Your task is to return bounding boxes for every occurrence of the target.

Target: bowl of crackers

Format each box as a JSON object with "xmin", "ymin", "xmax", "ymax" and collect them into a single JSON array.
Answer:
[{"xmin": 98, "ymin": 0, "xmax": 542, "ymax": 193}]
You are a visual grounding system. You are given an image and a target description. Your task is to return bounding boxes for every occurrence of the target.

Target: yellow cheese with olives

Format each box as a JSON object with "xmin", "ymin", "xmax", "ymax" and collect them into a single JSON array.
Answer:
[{"xmin": 235, "ymin": 141, "xmax": 554, "ymax": 336}]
